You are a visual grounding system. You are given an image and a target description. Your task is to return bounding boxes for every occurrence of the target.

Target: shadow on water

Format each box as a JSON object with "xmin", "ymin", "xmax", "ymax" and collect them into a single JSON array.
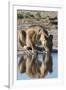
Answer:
[{"xmin": 17, "ymin": 50, "xmax": 57, "ymax": 80}]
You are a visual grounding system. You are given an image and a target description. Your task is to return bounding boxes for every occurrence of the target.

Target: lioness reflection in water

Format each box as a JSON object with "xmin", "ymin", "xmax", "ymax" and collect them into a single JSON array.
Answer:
[{"xmin": 18, "ymin": 52, "xmax": 53, "ymax": 78}]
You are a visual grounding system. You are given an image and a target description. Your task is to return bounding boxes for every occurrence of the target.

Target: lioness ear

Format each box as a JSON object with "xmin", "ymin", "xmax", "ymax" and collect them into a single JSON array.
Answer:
[{"xmin": 49, "ymin": 35, "xmax": 53, "ymax": 41}]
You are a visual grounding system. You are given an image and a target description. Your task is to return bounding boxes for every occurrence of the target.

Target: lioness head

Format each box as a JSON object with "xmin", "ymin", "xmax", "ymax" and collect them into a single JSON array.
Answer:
[{"xmin": 36, "ymin": 30, "xmax": 53, "ymax": 52}]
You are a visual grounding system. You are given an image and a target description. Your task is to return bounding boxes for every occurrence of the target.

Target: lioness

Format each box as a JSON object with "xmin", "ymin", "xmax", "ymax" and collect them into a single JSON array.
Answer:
[{"xmin": 18, "ymin": 25, "xmax": 53, "ymax": 51}]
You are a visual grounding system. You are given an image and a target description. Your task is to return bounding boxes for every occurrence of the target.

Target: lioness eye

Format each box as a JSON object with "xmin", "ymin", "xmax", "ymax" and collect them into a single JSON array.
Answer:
[{"xmin": 44, "ymin": 36, "xmax": 48, "ymax": 40}]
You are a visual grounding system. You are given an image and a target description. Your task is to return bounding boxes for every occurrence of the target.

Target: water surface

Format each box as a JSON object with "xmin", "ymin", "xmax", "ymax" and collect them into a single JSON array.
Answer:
[{"xmin": 17, "ymin": 52, "xmax": 58, "ymax": 80}]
